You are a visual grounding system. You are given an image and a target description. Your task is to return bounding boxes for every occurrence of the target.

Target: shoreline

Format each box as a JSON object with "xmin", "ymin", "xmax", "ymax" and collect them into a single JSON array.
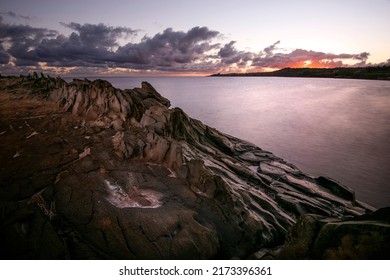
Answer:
[{"xmin": 209, "ymin": 66, "xmax": 390, "ymax": 81}]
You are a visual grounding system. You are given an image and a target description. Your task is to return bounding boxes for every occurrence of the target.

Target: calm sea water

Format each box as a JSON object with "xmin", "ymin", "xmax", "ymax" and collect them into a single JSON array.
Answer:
[{"xmin": 76, "ymin": 76, "xmax": 390, "ymax": 208}]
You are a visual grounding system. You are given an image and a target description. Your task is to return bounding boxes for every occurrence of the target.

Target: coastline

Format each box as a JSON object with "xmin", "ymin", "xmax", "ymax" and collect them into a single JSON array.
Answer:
[{"xmin": 209, "ymin": 66, "xmax": 390, "ymax": 81}]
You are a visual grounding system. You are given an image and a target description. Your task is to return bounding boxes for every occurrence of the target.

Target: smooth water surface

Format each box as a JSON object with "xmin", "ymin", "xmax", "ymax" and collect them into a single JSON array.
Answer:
[{"xmin": 87, "ymin": 76, "xmax": 390, "ymax": 208}]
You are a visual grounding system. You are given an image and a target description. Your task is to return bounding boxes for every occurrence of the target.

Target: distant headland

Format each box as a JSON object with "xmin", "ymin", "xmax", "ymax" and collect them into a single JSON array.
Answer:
[{"xmin": 210, "ymin": 66, "xmax": 390, "ymax": 81}]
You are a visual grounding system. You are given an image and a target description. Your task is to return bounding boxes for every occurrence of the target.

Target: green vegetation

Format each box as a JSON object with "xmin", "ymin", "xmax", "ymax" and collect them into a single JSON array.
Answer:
[{"xmin": 210, "ymin": 66, "xmax": 390, "ymax": 81}]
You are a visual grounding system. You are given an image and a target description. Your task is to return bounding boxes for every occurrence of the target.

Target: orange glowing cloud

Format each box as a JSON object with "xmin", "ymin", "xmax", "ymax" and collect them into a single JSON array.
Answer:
[{"xmin": 246, "ymin": 44, "xmax": 370, "ymax": 72}]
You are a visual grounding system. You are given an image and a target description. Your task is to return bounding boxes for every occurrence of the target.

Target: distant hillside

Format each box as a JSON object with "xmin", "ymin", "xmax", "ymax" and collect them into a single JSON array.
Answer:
[{"xmin": 210, "ymin": 66, "xmax": 390, "ymax": 81}]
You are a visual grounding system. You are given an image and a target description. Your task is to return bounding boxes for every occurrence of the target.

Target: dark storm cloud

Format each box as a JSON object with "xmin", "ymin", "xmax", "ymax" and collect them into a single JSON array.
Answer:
[
  {"xmin": 0, "ymin": 34, "xmax": 10, "ymax": 64},
  {"xmin": 33, "ymin": 22, "xmax": 138, "ymax": 66},
  {"xmin": 0, "ymin": 16, "xmax": 374, "ymax": 74},
  {"xmin": 218, "ymin": 41, "xmax": 237, "ymax": 58},
  {"xmin": 217, "ymin": 41, "xmax": 253, "ymax": 66},
  {"xmin": 0, "ymin": 15, "xmax": 58, "ymax": 66},
  {"xmin": 114, "ymin": 26, "xmax": 220, "ymax": 68},
  {"xmin": 0, "ymin": 15, "xmax": 57, "ymax": 40},
  {"xmin": 0, "ymin": 49, "xmax": 10, "ymax": 64},
  {"xmin": 0, "ymin": 18, "xmax": 221, "ymax": 72},
  {"xmin": 60, "ymin": 22, "xmax": 138, "ymax": 49},
  {"xmin": 0, "ymin": 19, "xmax": 139, "ymax": 67}
]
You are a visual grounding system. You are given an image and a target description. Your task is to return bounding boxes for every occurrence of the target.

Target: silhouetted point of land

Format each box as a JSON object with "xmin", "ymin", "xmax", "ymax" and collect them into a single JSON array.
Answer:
[{"xmin": 210, "ymin": 66, "xmax": 390, "ymax": 81}]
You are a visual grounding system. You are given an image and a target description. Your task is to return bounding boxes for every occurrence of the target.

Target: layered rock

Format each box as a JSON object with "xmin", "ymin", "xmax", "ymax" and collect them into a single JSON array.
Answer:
[
  {"xmin": 258, "ymin": 207, "xmax": 390, "ymax": 259},
  {"xmin": 0, "ymin": 74, "xmax": 382, "ymax": 259}
]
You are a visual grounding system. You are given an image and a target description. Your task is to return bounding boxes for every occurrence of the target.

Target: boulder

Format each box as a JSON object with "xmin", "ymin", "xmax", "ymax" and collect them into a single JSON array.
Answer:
[{"xmin": 268, "ymin": 207, "xmax": 390, "ymax": 259}]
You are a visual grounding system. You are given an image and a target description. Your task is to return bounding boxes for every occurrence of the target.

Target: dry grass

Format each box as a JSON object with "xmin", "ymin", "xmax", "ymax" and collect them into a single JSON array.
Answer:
[{"xmin": 0, "ymin": 91, "xmax": 58, "ymax": 120}]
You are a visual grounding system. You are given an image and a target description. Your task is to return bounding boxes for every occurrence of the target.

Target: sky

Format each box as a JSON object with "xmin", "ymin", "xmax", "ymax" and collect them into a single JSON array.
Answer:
[{"xmin": 0, "ymin": 0, "xmax": 389, "ymax": 76}]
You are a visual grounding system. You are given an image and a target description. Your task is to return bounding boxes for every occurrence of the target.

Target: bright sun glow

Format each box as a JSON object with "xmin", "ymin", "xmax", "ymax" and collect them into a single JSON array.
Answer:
[{"xmin": 303, "ymin": 60, "xmax": 312, "ymax": 67}]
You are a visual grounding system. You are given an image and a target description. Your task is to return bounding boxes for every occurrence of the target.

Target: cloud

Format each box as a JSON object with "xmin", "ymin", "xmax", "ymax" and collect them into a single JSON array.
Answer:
[
  {"xmin": 35, "ymin": 22, "xmax": 138, "ymax": 65},
  {"xmin": 0, "ymin": 50, "xmax": 10, "ymax": 64},
  {"xmin": 0, "ymin": 15, "xmax": 59, "ymax": 66},
  {"xmin": 60, "ymin": 22, "xmax": 138, "ymax": 50},
  {"xmin": 263, "ymin": 40, "xmax": 281, "ymax": 56},
  {"xmin": 0, "ymin": 16, "xmax": 376, "ymax": 75},
  {"xmin": 0, "ymin": 11, "xmax": 36, "ymax": 21},
  {"xmin": 218, "ymin": 41, "xmax": 237, "ymax": 58},
  {"xmin": 0, "ymin": 37, "xmax": 10, "ymax": 64},
  {"xmin": 251, "ymin": 48, "xmax": 370, "ymax": 70},
  {"xmin": 0, "ymin": 18, "xmax": 221, "ymax": 73},
  {"xmin": 215, "ymin": 40, "xmax": 369, "ymax": 71},
  {"xmin": 377, "ymin": 58, "xmax": 390, "ymax": 66},
  {"xmin": 114, "ymin": 26, "xmax": 220, "ymax": 69},
  {"xmin": 353, "ymin": 52, "xmax": 369, "ymax": 61},
  {"xmin": 217, "ymin": 41, "xmax": 253, "ymax": 66}
]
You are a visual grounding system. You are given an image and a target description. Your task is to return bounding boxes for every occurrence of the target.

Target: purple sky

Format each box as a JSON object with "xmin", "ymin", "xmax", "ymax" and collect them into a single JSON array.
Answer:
[{"xmin": 1, "ymin": 0, "xmax": 389, "ymax": 76}]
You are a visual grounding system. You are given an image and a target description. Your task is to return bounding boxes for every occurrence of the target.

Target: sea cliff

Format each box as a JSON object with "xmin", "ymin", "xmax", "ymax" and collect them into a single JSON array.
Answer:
[{"xmin": 0, "ymin": 74, "xmax": 388, "ymax": 259}]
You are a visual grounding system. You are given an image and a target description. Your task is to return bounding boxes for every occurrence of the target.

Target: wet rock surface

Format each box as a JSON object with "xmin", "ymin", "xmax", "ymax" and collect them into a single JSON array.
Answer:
[{"xmin": 0, "ymin": 74, "xmax": 384, "ymax": 259}]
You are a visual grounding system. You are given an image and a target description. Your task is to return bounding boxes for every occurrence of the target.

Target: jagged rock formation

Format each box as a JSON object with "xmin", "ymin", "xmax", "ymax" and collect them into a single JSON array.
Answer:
[{"xmin": 0, "ymin": 74, "xmax": 383, "ymax": 259}]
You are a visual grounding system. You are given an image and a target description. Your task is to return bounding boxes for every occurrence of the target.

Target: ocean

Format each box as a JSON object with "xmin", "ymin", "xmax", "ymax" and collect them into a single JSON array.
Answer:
[{"xmin": 68, "ymin": 76, "xmax": 390, "ymax": 208}]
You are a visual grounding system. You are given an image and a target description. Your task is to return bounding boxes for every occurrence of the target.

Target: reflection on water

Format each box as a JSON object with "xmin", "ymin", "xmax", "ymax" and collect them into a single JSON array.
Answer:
[{"xmin": 87, "ymin": 76, "xmax": 390, "ymax": 208}]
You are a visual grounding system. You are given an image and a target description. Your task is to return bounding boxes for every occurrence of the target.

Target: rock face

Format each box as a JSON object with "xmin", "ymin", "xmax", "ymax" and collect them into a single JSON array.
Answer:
[
  {"xmin": 0, "ymin": 74, "xmax": 382, "ymax": 259},
  {"xmin": 263, "ymin": 207, "xmax": 390, "ymax": 259}
]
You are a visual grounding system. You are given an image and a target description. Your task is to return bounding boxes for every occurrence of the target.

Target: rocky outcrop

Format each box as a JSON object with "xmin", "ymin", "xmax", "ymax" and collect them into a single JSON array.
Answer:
[
  {"xmin": 259, "ymin": 207, "xmax": 390, "ymax": 259},
  {"xmin": 0, "ymin": 74, "xmax": 380, "ymax": 259}
]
